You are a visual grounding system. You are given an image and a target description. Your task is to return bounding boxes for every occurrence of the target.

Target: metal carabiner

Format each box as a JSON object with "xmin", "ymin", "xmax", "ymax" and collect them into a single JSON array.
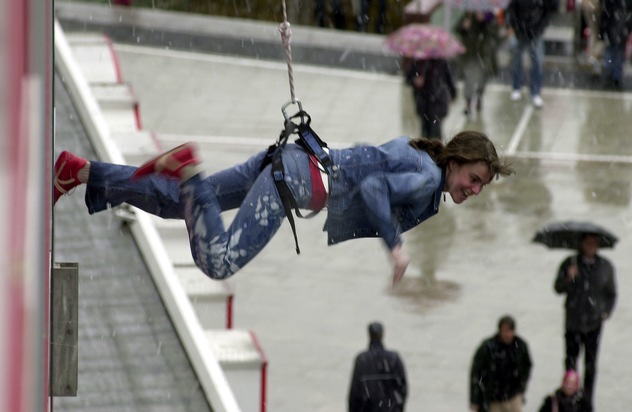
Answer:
[{"xmin": 281, "ymin": 99, "xmax": 303, "ymax": 123}]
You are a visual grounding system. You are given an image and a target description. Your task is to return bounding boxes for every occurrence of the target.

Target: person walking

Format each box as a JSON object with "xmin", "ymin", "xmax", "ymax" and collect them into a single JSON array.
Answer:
[
  {"xmin": 599, "ymin": 0, "xmax": 630, "ymax": 89},
  {"xmin": 505, "ymin": 0, "xmax": 559, "ymax": 108},
  {"xmin": 406, "ymin": 58, "xmax": 457, "ymax": 140},
  {"xmin": 455, "ymin": 10, "xmax": 501, "ymax": 116},
  {"xmin": 469, "ymin": 315, "xmax": 533, "ymax": 412},
  {"xmin": 554, "ymin": 232, "xmax": 617, "ymax": 410},
  {"xmin": 354, "ymin": 0, "xmax": 388, "ymax": 33},
  {"xmin": 348, "ymin": 322, "xmax": 407, "ymax": 411},
  {"xmin": 53, "ymin": 131, "xmax": 513, "ymax": 284},
  {"xmin": 580, "ymin": 0, "xmax": 605, "ymax": 75},
  {"xmin": 538, "ymin": 369, "xmax": 591, "ymax": 412},
  {"xmin": 316, "ymin": 0, "xmax": 347, "ymax": 30}
]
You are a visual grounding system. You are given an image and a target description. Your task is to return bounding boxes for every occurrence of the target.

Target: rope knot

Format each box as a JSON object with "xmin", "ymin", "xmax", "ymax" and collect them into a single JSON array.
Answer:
[{"xmin": 279, "ymin": 21, "xmax": 292, "ymax": 46}]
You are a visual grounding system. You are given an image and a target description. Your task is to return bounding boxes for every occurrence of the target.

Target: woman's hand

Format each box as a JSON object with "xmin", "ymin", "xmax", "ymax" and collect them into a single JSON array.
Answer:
[{"xmin": 389, "ymin": 244, "xmax": 410, "ymax": 286}]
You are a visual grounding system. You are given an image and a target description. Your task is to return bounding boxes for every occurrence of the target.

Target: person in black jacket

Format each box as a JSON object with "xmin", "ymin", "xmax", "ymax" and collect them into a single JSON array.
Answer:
[
  {"xmin": 539, "ymin": 369, "xmax": 591, "ymax": 412},
  {"xmin": 406, "ymin": 58, "xmax": 457, "ymax": 140},
  {"xmin": 469, "ymin": 315, "xmax": 533, "ymax": 412},
  {"xmin": 348, "ymin": 322, "xmax": 407, "ymax": 412},
  {"xmin": 505, "ymin": 0, "xmax": 559, "ymax": 108},
  {"xmin": 554, "ymin": 233, "xmax": 617, "ymax": 410},
  {"xmin": 600, "ymin": 0, "xmax": 631, "ymax": 88}
]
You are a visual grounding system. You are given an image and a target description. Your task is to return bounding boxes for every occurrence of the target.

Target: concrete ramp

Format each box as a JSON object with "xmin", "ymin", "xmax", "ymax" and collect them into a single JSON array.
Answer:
[{"xmin": 55, "ymin": 23, "xmax": 268, "ymax": 412}]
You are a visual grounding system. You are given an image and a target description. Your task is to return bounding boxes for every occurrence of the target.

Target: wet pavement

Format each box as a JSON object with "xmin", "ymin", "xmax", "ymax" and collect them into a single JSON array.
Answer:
[
  {"xmin": 57, "ymin": 6, "xmax": 632, "ymax": 410},
  {"xmin": 106, "ymin": 44, "xmax": 632, "ymax": 412}
]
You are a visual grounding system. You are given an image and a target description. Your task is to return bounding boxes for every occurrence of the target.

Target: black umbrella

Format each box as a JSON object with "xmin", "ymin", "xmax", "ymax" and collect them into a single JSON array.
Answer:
[{"xmin": 533, "ymin": 220, "xmax": 618, "ymax": 250}]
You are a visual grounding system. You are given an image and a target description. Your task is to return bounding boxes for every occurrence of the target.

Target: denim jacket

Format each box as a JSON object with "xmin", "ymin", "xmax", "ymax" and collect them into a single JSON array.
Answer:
[{"xmin": 325, "ymin": 136, "xmax": 445, "ymax": 249}]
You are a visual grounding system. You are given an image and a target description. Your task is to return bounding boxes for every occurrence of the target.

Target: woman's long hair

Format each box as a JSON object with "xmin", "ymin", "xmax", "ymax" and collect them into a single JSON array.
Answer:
[{"xmin": 410, "ymin": 131, "xmax": 514, "ymax": 178}]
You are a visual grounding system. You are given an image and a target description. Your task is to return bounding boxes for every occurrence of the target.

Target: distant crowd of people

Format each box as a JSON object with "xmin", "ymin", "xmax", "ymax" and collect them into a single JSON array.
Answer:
[
  {"xmin": 313, "ymin": 0, "xmax": 631, "ymax": 139},
  {"xmin": 349, "ymin": 232, "xmax": 616, "ymax": 412}
]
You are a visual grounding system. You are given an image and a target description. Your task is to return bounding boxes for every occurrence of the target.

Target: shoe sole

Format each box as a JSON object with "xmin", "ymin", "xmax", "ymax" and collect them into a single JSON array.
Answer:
[{"xmin": 132, "ymin": 143, "xmax": 195, "ymax": 180}]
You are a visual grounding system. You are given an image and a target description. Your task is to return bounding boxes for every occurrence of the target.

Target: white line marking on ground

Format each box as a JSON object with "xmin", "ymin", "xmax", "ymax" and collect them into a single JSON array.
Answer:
[{"xmin": 507, "ymin": 105, "xmax": 534, "ymax": 155}]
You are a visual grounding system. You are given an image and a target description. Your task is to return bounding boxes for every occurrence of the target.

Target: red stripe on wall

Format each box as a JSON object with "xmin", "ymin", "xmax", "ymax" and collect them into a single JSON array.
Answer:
[
  {"xmin": 248, "ymin": 331, "xmax": 268, "ymax": 412},
  {"xmin": 6, "ymin": 0, "xmax": 28, "ymax": 409},
  {"xmin": 44, "ymin": 0, "xmax": 53, "ymax": 408}
]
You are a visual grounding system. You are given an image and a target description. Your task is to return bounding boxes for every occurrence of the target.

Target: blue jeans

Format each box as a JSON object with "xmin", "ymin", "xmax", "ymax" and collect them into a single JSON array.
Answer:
[
  {"xmin": 604, "ymin": 43, "xmax": 625, "ymax": 83},
  {"xmin": 511, "ymin": 36, "xmax": 544, "ymax": 96},
  {"xmin": 85, "ymin": 145, "xmax": 314, "ymax": 279}
]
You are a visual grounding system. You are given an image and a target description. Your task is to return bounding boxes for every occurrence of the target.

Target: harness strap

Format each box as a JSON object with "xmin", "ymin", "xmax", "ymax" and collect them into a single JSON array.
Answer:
[
  {"xmin": 263, "ymin": 116, "xmax": 332, "ymax": 255},
  {"xmin": 296, "ymin": 122, "xmax": 333, "ymax": 174},
  {"xmin": 271, "ymin": 155, "xmax": 302, "ymax": 254}
]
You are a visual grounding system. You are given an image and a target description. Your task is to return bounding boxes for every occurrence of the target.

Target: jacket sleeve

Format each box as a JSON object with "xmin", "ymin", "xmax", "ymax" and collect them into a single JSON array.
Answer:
[
  {"xmin": 405, "ymin": 60, "xmax": 422, "ymax": 87},
  {"xmin": 470, "ymin": 341, "xmax": 488, "ymax": 407},
  {"xmin": 505, "ymin": 0, "xmax": 517, "ymax": 29},
  {"xmin": 358, "ymin": 171, "xmax": 437, "ymax": 250},
  {"xmin": 538, "ymin": 394, "xmax": 553, "ymax": 412},
  {"xmin": 554, "ymin": 257, "xmax": 573, "ymax": 294},
  {"xmin": 602, "ymin": 258, "xmax": 617, "ymax": 318},
  {"xmin": 394, "ymin": 353, "xmax": 408, "ymax": 404},
  {"xmin": 518, "ymin": 339, "xmax": 533, "ymax": 394},
  {"xmin": 348, "ymin": 356, "xmax": 364, "ymax": 411},
  {"xmin": 540, "ymin": 0, "xmax": 559, "ymax": 28},
  {"xmin": 445, "ymin": 61, "xmax": 457, "ymax": 99}
]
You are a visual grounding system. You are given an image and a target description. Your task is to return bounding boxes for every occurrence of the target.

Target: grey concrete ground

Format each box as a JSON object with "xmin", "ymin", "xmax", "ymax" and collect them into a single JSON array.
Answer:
[{"xmin": 96, "ymin": 43, "xmax": 632, "ymax": 412}]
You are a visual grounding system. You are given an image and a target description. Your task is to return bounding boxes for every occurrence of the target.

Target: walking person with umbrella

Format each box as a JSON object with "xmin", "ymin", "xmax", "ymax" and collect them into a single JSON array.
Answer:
[
  {"xmin": 405, "ymin": 57, "xmax": 457, "ymax": 140},
  {"xmin": 385, "ymin": 24, "xmax": 464, "ymax": 140},
  {"xmin": 534, "ymin": 221, "xmax": 618, "ymax": 411}
]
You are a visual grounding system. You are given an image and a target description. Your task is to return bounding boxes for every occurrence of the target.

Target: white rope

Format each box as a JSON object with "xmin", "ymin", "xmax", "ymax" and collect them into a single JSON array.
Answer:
[{"xmin": 279, "ymin": 0, "xmax": 296, "ymax": 103}]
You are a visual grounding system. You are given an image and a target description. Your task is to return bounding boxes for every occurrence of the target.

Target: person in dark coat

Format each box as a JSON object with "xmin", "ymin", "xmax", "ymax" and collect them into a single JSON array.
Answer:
[
  {"xmin": 455, "ymin": 11, "xmax": 501, "ymax": 116},
  {"xmin": 554, "ymin": 232, "xmax": 617, "ymax": 410},
  {"xmin": 406, "ymin": 58, "xmax": 457, "ymax": 140},
  {"xmin": 505, "ymin": 0, "xmax": 559, "ymax": 108},
  {"xmin": 348, "ymin": 322, "xmax": 407, "ymax": 412},
  {"xmin": 469, "ymin": 315, "xmax": 533, "ymax": 412},
  {"xmin": 599, "ymin": 0, "xmax": 630, "ymax": 88},
  {"xmin": 538, "ymin": 369, "xmax": 591, "ymax": 412}
]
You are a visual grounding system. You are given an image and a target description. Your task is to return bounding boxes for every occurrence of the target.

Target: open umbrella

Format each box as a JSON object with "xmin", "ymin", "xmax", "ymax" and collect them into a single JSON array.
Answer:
[
  {"xmin": 533, "ymin": 220, "xmax": 618, "ymax": 250},
  {"xmin": 446, "ymin": 0, "xmax": 509, "ymax": 10},
  {"xmin": 384, "ymin": 24, "xmax": 465, "ymax": 60}
]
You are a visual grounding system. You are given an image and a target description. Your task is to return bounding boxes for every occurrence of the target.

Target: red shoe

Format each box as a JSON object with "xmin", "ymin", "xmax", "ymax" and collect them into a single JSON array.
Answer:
[
  {"xmin": 132, "ymin": 142, "xmax": 199, "ymax": 180},
  {"xmin": 53, "ymin": 151, "xmax": 88, "ymax": 205}
]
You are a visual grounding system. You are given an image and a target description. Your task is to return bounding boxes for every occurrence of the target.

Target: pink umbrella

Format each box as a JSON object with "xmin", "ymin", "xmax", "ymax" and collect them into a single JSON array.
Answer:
[
  {"xmin": 446, "ymin": 0, "xmax": 508, "ymax": 10},
  {"xmin": 384, "ymin": 24, "xmax": 465, "ymax": 60}
]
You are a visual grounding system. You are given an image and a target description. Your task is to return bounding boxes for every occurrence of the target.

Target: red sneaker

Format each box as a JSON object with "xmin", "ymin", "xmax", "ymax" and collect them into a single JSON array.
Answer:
[
  {"xmin": 53, "ymin": 151, "xmax": 88, "ymax": 205},
  {"xmin": 132, "ymin": 142, "xmax": 199, "ymax": 180}
]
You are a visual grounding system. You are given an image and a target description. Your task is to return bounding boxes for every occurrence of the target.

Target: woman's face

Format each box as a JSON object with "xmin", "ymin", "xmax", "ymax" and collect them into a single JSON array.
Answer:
[
  {"xmin": 444, "ymin": 161, "xmax": 492, "ymax": 204},
  {"xmin": 562, "ymin": 373, "xmax": 579, "ymax": 396}
]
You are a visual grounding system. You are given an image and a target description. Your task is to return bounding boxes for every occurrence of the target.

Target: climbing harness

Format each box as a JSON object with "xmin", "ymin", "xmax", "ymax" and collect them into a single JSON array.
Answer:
[
  {"xmin": 261, "ymin": 5, "xmax": 334, "ymax": 254},
  {"xmin": 261, "ymin": 100, "xmax": 332, "ymax": 255}
]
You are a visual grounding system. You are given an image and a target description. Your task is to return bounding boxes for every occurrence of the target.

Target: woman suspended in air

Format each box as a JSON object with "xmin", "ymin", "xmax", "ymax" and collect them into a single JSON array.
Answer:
[{"xmin": 54, "ymin": 130, "xmax": 514, "ymax": 284}]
